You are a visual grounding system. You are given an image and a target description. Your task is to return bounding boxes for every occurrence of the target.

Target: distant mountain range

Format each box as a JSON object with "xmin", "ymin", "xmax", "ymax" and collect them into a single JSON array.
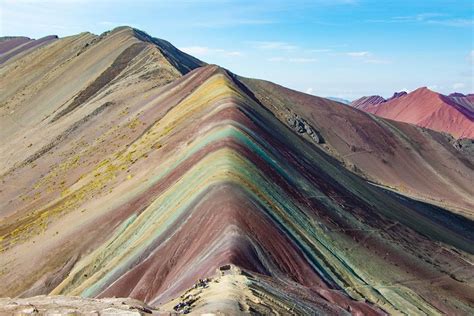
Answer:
[
  {"xmin": 351, "ymin": 88, "xmax": 474, "ymax": 138},
  {"xmin": 326, "ymin": 96, "xmax": 351, "ymax": 104}
]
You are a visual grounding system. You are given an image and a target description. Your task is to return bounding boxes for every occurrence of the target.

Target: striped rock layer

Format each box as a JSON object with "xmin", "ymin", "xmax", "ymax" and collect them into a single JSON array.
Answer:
[
  {"xmin": 1, "ymin": 27, "xmax": 473, "ymax": 315},
  {"xmin": 0, "ymin": 35, "xmax": 58, "ymax": 65}
]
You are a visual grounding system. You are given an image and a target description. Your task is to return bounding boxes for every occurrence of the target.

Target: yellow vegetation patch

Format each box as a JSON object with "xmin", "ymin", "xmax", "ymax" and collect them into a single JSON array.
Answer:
[{"xmin": 0, "ymin": 71, "xmax": 244, "ymax": 252}]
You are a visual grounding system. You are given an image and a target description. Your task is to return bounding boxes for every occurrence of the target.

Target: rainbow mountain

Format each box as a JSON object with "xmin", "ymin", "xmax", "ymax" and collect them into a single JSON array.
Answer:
[{"xmin": 0, "ymin": 27, "xmax": 473, "ymax": 315}]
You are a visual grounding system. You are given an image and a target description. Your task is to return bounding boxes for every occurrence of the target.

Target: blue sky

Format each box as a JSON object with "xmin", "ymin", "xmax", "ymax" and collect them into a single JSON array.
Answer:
[{"xmin": 1, "ymin": 0, "xmax": 473, "ymax": 99}]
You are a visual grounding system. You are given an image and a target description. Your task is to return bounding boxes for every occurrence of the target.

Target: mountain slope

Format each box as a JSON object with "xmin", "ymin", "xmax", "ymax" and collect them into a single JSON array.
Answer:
[
  {"xmin": 448, "ymin": 93, "xmax": 474, "ymax": 112},
  {"xmin": 351, "ymin": 92, "xmax": 407, "ymax": 111},
  {"xmin": 242, "ymin": 78, "xmax": 474, "ymax": 217},
  {"xmin": 1, "ymin": 28, "xmax": 473, "ymax": 315},
  {"xmin": 0, "ymin": 35, "xmax": 58, "ymax": 64},
  {"xmin": 351, "ymin": 88, "xmax": 474, "ymax": 138},
  {"xmin": 351, "ymin": 95, "xmax": 386, "ymax": 110}
]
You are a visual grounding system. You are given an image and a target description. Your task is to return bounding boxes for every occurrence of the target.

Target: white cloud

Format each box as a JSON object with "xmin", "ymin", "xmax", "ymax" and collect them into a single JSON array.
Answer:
[
  {"xmin": 267, "ymin": 57, "xmax": 285, "ymax": 62},
  {"xmin": 180, "ymin": 46, "xmax": 242, "ymax": 57},
  {"xmin": 288, "ymin": 57, "xmax": 317, "ymax": 63},
  {"xmin": 343, "ymin": 51, "xmax": 391, "ymax": 64},
  {"xmin": 267, "ymin": 57, "xmax": 317, "ymax": 63},
  {"xmin": 427, "ymin": 19, "xmax": 473, "ymax": 27},
  {"xmin": 393, "ymin": 13, "xmax": 445, "ymax": 22},
  {"xmin": 364, "ymin": 59, "xmax": 391, "ymax": 64},
  {"xmin": 346, "ymin": 51, "xmax": 371, "ymax": 57},
  {"xmin": 367, "ymin": 13, "xmax": 473, "ymax": 27},
  {"xmin": 3, "ymin": 0, "xmax": 92, "ymax": 3},
  {"xmin": 469, "ymin": 50, "xmax": 474, "ymax": 64},
  {"xmin": 193, "ymin": 19, "xmax": 275, "ymax": 28},
  {"xmin": 181, "ymin": 46, "xmax": 212, "ymax": 55},
  {"xmin": 99, "ymin": 21, "xmax": 118, "ymax": 26},
  {"xmin": 226, "ymin": 51, "xmax": 243, "ymax": 56},
  {"xmin": 252, "ymin": 41, "xmax": 298, "ymax": 51},
  {"xmin": 306, "ymin": 88, "xmax": 314, "ymax": 94},
  {"xmin": 308, "ymin": 48, "xmax": 332, "ymax": 53},
  {"xmin": 452, "ymin": 83, "xmax": 466, "ymax": 90}
]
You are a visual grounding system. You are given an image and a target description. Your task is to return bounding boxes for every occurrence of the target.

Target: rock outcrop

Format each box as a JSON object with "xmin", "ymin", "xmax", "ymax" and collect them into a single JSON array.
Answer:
[{"xmin": 287, "ymin": 113, "xmax": 324, "ymax": 143}]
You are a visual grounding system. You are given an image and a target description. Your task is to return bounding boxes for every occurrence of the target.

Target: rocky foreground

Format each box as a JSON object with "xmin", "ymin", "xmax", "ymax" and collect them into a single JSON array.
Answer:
[
  {"xmin": 0, "ymin": 265, "xmax": 329, "ymax": 315},
  {"xmin": 0, "ymin": 296, "xmax": 156, "ymax": 315}
]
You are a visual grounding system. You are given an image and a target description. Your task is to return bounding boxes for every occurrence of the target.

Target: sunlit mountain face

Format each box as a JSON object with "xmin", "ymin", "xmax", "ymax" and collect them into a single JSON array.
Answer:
[{"xmin": 0, "ymin": 27, "xmax": 473, "ymax": 315}]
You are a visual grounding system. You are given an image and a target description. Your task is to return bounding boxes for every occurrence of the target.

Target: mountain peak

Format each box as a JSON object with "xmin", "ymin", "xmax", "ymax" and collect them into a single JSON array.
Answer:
[
  {"xmin": 100, "ymin": 25, "xmax": 137, "ymax": 37},
  {"xmin": 449, "ymin": 92, "xmax": 467, "ymax": 98},
  {"xmin": 351, "ymin": 95, "xmax": 385, "ymax": 109},
  {"xmin": 95, "ymin": 26, "xmax": 205, "ymax": 75},
  {"xmin": 387, "ymin": 91, "xmax": 408, "ymax": 101},
  {"xmin": 132, "ymin": 27, "xmax": 206, "ymax": 74},
  {"xmin": 413, "ymin": 86, "xmax": 436, "ymax": 93}
]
